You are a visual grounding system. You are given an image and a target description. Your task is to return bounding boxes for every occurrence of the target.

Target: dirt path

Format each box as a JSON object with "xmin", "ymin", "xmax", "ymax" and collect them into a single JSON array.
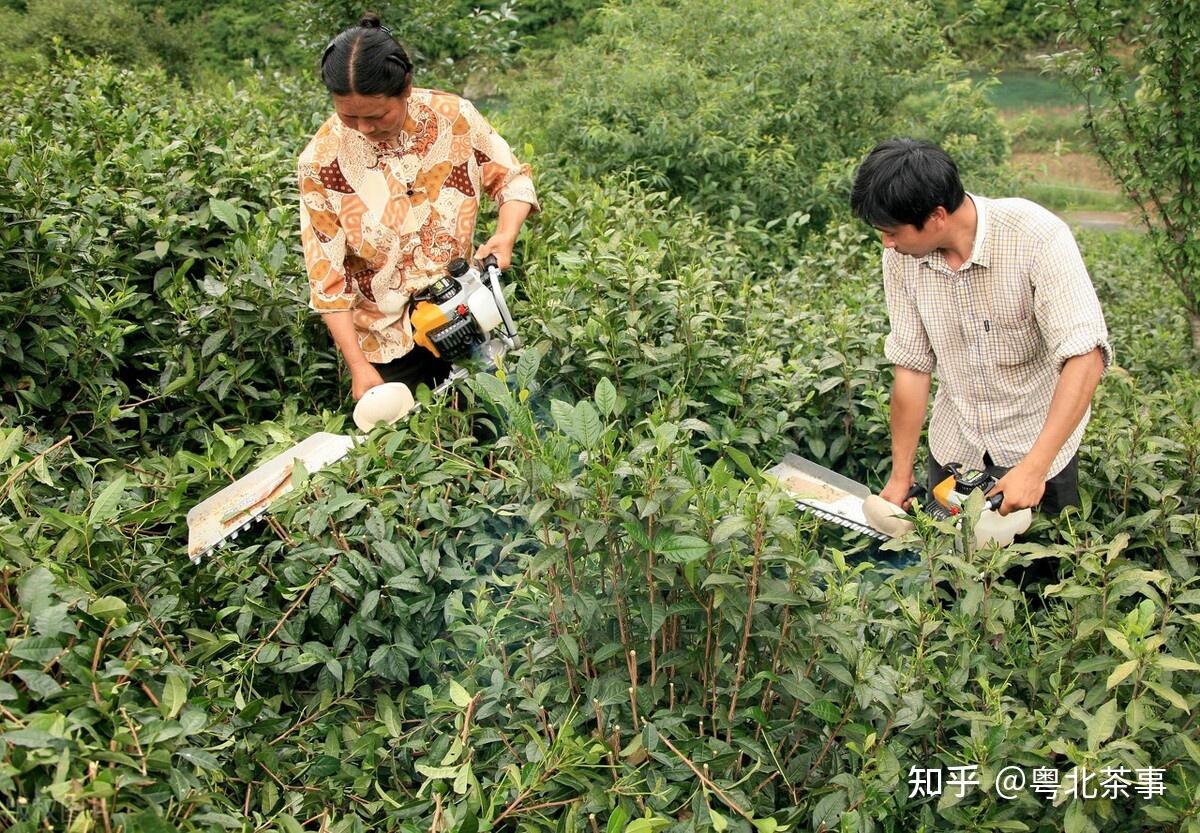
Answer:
[{"xmin": 1061, "ymin": 210, "xmax": 1140, "ymax": 232}]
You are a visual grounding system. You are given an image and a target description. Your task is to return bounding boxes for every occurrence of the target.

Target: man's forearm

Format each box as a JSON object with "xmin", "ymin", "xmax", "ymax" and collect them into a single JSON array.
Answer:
[
  {"xmin": 890, "ymin": 366, "xmax": 932, "ymax": 480},
  {"xmin": 1022, "ymin": 347, "xmax": 1105, "ymax": 476}
]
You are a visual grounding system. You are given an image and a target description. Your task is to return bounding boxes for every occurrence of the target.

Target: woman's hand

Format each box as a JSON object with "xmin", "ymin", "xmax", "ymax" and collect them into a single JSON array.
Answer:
[
  {"xmin": 474, "ymin": 231, "xmax": 518, "ymax": 269},
  {"xmin": 350, "ymin": 364, "xmax": 385, "ymax": 401},
  {"xmin": 474, "ymin": 200, "xmax": 534, "ymax": 269}
]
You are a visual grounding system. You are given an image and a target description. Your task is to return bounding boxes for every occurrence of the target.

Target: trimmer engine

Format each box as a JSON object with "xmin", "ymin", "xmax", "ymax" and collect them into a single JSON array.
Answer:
[
  {"xmin": 410, "ymin": 255, "xmax": 520, "ymax": 364},
  {"xmin": 929, "ymin": 464, "xmax": 1003, "ymax": 519}
]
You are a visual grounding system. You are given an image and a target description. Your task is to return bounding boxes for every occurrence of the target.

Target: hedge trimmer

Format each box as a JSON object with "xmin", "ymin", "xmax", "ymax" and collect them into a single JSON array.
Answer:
[
  {"xmin": 185, "ymin": 256, "xmax": 520, "ymax": 562},
  {"xmin": 768, "ymin": 453, "xmax": 1031, "ymax": 548}
]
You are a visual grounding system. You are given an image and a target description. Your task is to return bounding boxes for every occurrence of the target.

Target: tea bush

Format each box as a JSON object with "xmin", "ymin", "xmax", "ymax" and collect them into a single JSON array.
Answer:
[
  {"xmin": 2, "ymin": 20, "xmax": 1199, "ymax": 833},
  {"xmin": 508, "ymin": 0, "xmax": 1010, "ymax": 254},
  {"xmin": 3, "ymin": 170, "xmax": 1197, "ymax": 830},
  {"xmin": 0, "ymin": 57, "xmax": 338, "ymax": 456}
]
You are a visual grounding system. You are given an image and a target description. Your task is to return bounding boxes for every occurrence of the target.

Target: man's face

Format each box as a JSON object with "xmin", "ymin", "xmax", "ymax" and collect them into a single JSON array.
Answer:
[
  {"xmin": 332, "ymin": 92, "xmax": 408, "ymax": 143},
  {"xmin": 875, "ymin": 222, "xmax": 938, "ymax": 257},
  {"xmin": 874, "ymin": 207, "xmax": 947, "ymax": 257}
]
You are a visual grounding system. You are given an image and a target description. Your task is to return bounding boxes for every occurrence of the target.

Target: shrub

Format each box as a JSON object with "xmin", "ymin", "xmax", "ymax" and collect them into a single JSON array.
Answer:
[
  {"xmin": 508, "ymin": 0, "xmax": 1009, "ymax": 255},
  {"xmin": 0, "ymin": 56, "xmax": 338, "ymax": 456},
  {"xmin": 0, "ymin": 0, "xmax": 195, "ymax": 74}
]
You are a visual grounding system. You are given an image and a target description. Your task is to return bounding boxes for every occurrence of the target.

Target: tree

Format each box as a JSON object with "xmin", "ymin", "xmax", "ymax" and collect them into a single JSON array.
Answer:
[{"xmin": 1056, "ymin": 0, "xmax": 1200, "ymax": 354}]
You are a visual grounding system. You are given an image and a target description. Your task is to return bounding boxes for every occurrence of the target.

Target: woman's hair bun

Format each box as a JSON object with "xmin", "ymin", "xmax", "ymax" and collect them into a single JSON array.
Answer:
[{"xmin": 358, "ymin": 11, "xmax": 383, "ymax": 28}]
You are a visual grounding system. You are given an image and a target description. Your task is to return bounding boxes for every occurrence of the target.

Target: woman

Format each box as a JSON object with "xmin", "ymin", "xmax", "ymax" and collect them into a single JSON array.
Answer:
[{"xmin": 299, "ymin": 13, "xmax": 538, "ymax": 400}]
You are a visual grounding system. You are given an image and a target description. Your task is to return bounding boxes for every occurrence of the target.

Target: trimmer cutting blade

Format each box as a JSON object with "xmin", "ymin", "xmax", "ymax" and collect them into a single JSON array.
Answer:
[{"xmin": 766, "ymin": 454, "xmax": 888, "ymax": 541}]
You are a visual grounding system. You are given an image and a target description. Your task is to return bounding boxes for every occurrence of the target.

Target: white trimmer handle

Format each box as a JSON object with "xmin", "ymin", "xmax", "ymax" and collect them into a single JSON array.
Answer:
[
  {"xmin": 484, "ymin": 262, "xmax": 521, "ymax": 349},
  {"xmin": 863, "ymin": 494, "xmax": 915, "ymax": 538},
  {"xmin": 353, "ymin": 383, "xmax": 416, "ymax": 432},
  {"xmin": 975, "ymin": 507, "xmax": 1032, "ymax": 548}
]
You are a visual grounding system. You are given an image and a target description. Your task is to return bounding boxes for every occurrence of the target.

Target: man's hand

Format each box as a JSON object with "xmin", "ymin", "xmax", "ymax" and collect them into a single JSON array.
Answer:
[
  {"xmin": 988, "ymin": 460, "xmax": 1047, "ymax": 516},
  {"xmin": 880, "ymin": 472, "xmax": 918, "ymax": 510},
  {"xmin": 350, "ymin": 364, "xmax": 385, "ymax": 401},
  {"xmin": 474, "ymin": 231, "xmax": 517, "ymax": 269}
]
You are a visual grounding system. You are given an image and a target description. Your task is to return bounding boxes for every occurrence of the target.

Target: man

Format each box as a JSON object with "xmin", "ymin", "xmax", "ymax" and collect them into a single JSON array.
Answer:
[{"xmin": 850, "ymin": 138, "xmax": 1111, "ymax": 519}]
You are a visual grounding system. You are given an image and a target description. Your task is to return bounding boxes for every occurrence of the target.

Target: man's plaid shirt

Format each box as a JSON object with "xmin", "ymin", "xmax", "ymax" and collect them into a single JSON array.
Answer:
[{"xmin": 883, "ymin": 194, "xmax": 1112, "ymax": 478}]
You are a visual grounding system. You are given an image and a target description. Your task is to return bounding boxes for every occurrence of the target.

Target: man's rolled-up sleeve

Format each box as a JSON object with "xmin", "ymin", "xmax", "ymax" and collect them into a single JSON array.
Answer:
[
  {"xmin": 1032, "ymin": 224, "xmax": 1113, "ymax": 372},
  {"xmin": 882, "ymin": 251, "xmax": 936, "ymax": 373}
]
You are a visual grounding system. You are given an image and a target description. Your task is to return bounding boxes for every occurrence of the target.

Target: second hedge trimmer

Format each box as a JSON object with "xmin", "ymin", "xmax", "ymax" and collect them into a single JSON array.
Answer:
[
  {"xmin": 768, "ymin": 454, "xmax": 1031, "ymax": 548},
  {"xmin": 185, "ymin": 256, "xmax": 520, "ymax": 562}
]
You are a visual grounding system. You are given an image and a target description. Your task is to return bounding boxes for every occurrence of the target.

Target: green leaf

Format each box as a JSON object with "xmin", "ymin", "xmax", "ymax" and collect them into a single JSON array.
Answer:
[
  {"xmin": 624, "ymin": 521, "xmax": 653, "ymax": 549},
  {"xmin": 1157, "ymin": 655, "xmax": 1200, "ymax": 673},
  {"xmin": 18, "ymin": 567, "xmax": 56, "ymax": 617},
  {"xmin": 162, "ymin": 675, "xmax": 188, "ymax": 720},
  {"xmin": 208, "ymin": 198, "xmax": 240, "ymax": 230},
  {"xmin": 0, "ymin": 427, "xmax": 23, "ymax": 464},
  {"xmin": 1145, "ymin": 680, "xmax": 1189, "ymax": 711},
  {"xmin": 595, "ymin": 377, "xmax": 618, "ymax": 416},
  {"xmin": 806, "ymin": 699, "xmax": 843, "ymax": 724},
  {"xmin": 574, "ymin": 400, "xmax": 604, "ymax": 448},
  {"xmin": 448, "ymin": 680, "xmax": 472, "ymax": 709},
  {"xmin": 724, "ymin": 446, "xmax": 763, "ymax": 483},
  {"xmin": 89, "ymin": 596, "xmax": 128, "ymax": 622},
  {"xmin": 415, "ymin": 764, "xmax": 462, "ymax": 779},
  {"xmin": 605, "ymin": 805, "xmax": 629, "ymax": 833},
  {"xmin": 709, "ymin": 808, "xmax": 728, "ymax": 832},
  {"xmin": 14, "ymin": 670, "xmax": 61, "ymax": 698},
  {"xmin": 712, "ymin": 516, "xmax": 748, "ymax": 544},
  {"xmin": 625, "ymin": 819, "xmax": 670, "ymax": 833},
  {"xmin": 1087, "ymin": 699, "xmax": 1120, "ymax": 751},
  {"xmin": 657, "ymin": 534, "xmax": 710, "ymax": 563},
  {"xmin": 1, "ymin": 728, "xmax": 68, "ymax": 749},
  {"xmin": 11, "ymin": 636, "xmax": 63, "ymax": 663},
  {"xmin": 1107, "ymin": 659, "xmax": 1138, "ymax": 689},
  {"xmin": 31, "ymin": 603, "xmax": 77, "ymax": 639},
  {"xmin": 1064, "ymin": 801, "xmax": 1096, "ymax": 833},
  {"xmin": 89, "ymin": 476, "xmax": 127, "ymax": 527},
  {"xmin": 1103, "ymin": 628, "xmax": 1133, "ymax": 659}
]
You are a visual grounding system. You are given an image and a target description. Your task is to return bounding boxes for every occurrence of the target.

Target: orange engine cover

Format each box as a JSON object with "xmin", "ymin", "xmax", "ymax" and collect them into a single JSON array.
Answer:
[{"xmin": 410, "ymin": 301, "xmax": 451, "ymax": 357}]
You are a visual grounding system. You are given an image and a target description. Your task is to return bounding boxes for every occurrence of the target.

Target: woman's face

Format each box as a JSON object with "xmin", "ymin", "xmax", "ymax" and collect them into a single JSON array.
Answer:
[{"xmin": 331, "ymin": 92, "xmax": 409, "ymax": 143}]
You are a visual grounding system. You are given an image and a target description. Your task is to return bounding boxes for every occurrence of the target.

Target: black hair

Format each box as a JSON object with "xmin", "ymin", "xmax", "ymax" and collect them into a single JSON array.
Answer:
[
  {"xmin": 850, "ymin": 138, "xmax": 965, "ymax": 230},
  {"xmin": 320, "ymin": 12, "xmax": 413, "ymax": 97}
]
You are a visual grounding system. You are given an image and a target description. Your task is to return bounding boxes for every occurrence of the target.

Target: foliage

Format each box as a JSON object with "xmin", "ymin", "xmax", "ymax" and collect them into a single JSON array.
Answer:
[
  {"xmin": 0, "ymin": 0, "xmax": 194, "ymax": 74},
  {"xmin": 1, "ymin": 13, "xmax": 1199, "ymax": 833},
  {"xmin": 930, "ymin": 0, "xmax": 1068, "ymax": 58},
  {"xmin": 2, "ymin": 158, "xmax": 1199, "ymax": 829},
  {"xmin": 0, "ymin": 56, "xmax": 338, "ymax": 457},
  {"xmin": 1054, "ymin": 0, "xmax": 1200, "ymax": 353},
  {"xmin": 507, "ymin": 0, "xmax": 1009, "ymax": 257}
]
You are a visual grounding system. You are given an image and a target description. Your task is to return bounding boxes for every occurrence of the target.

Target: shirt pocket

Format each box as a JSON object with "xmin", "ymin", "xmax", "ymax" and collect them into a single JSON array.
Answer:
[
  {"xmin": 987, "ymin": 273, "xmax": 1033, "ymax": 327},
  {"xmin": 991, "ymin": 318, "xmax": 1041, "ymax": 367}
]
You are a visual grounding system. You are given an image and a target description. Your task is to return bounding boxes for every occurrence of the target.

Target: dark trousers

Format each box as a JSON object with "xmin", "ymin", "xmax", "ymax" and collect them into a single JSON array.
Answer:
[
  {"xmin": 927, "ymin": 450, "xmax": 1080, "ymax": 592},
  {"xmin": 372, "ymin": 347, "xmax": 452, "ymax": 392}
]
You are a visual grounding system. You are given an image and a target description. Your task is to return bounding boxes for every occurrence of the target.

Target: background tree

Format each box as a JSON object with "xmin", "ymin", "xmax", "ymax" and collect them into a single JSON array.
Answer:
[{"xmin": 1056, "ymin": 0, "xmax": 1200, "ymax": 353}]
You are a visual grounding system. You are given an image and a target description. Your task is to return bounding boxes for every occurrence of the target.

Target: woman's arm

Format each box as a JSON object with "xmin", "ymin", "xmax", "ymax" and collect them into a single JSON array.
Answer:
[
  {"xmin": 321, "ymin": 310, "xmax": 384, "ymax": 400},
  {"xmin": 474, "ymin": 200, "xmax": 534, "ymax": 268}
]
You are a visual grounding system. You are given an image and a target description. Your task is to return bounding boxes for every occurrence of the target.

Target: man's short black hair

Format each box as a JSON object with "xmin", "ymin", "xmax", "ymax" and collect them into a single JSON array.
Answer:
[{"xmin": 850, "ymin": 138, "xmax": 965, "ymax": 230}]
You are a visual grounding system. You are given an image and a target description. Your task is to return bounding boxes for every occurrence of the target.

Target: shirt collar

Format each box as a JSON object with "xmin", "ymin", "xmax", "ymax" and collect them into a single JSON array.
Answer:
[{"xmin": 918, "ymin": 193, "xmax": 990, "ymax": 270}]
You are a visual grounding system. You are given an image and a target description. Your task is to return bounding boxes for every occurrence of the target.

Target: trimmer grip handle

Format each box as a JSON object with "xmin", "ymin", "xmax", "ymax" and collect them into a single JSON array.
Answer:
[
  {"xmin": 985, "ymin": 492, "xmax": 1004, "ymax": 512},
  {"xmin": 905, "ymin": 482, "xmax": 925, "ymax": 502}
]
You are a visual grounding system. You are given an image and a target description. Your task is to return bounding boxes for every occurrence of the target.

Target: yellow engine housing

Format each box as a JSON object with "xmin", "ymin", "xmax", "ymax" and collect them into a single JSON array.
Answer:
[{"xmin": 410, "ymin": 301, "xmax": 452, "ymax": 357}]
